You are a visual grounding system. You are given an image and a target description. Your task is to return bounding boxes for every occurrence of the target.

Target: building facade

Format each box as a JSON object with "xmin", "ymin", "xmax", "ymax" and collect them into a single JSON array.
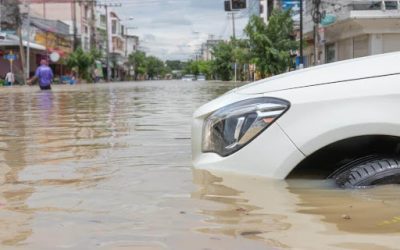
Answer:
[
  {"xmin": 125, "ymin": 35, "xmax": 139, "ymax": 58},
  {"xmin": 302, "ymin": 0, "xmax": 400, "ymax": 66},
  {"xmin": 28, "ymin": 0, "xmax": 95, "ymax": 51},
  {"xmin": 0, "ymin": 2, "xmax": 73, "ymax": 80},
  {"xmin": 200, "ymin": 39, "xmax": 224, "ymax": 61},
  {"xmin": 259, "ymin": 0, "xmax": 277, "ymax": 23}
]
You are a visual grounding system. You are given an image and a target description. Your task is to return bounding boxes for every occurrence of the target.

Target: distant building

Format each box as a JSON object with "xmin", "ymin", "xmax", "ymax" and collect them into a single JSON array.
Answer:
[
  {"xmin": 302, "ymin": 0, "xmax": 400, "ymax": 67},
  {"xmin": 259, "ymin": 0, "xmax": 278, "ymax": 24},
  {"xmin": 28, "ymin": 0, "xmax": 95, "ymax": 51},
  {"xmin": 125, "ymin": 35, "xmax": 139, "ymax": 57},
  {"xmin": 0, "ymin": 13, "xmax": 72, "ymax": 79},
  {"xmin": 108, "ymin": 11, "xmax": 127, "ymax": 80},
  {"xmin": 201, "ymin": 39, "xmax": 223, "ymax": 61},
  {"xmin": 124, "ymin": 35, "xmax": 139, "ymax": 78},
  {"xmin": 94, "ymin": 8, "xmax": 107, "ymax": 78}
]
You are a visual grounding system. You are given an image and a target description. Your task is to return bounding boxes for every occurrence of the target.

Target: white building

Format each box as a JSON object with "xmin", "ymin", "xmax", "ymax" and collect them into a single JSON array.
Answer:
[
  {"xmin": 259, "ymin": 0, "xmax": 279, "ymax": 23},
  {"xmin": 200, "ymin": 39, "xmax": 223, "ymax": 61},
  {"xmin": 125, "ymin": 35, "xmax": 139, "ymax": 57},
  {"xmin": 303, "ymin": 0, "xmax": 400, "ymax": 66},
  {"xmin": 28, "ymin": 1, "xmax": 95, "ymax": 51}
]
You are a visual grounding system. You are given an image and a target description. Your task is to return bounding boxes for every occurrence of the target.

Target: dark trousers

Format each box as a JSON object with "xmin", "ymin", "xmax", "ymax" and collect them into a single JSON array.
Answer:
[{"xmin": 40, "ymin": 85, "xmax": 51, "ymax": 90}]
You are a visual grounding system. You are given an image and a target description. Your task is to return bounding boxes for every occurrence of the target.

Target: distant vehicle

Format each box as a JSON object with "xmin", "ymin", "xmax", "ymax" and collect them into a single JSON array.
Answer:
[
  {"xmin": 182, "ymin": 74, "xmax": 195, "ymax": 81},
  {"xmin": 197, "ymin": 75, "xmax": 206, "ymax": 81},
  {"xmin": 192, "ymin": 52, "xmax": 400, "ymax": 188}
]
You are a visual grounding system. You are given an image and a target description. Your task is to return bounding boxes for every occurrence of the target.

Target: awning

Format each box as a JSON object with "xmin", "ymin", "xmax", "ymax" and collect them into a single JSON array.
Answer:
[{"xmin": 0, "ymin": 40, "xmax": 46, "ymax": 51}]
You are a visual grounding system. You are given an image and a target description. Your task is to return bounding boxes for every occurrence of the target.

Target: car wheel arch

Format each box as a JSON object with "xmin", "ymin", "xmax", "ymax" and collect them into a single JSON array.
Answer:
[{"xmin": 285, "ymin": 134, "xmax": 400, "ymax": 179}]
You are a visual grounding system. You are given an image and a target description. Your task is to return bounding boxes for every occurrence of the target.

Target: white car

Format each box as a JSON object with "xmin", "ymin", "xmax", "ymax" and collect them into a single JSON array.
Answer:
[
  {"xmin": 182, "ymin": 74, "xmax": 196, "ymax": 81},
  {"xmin": 192, "ymin": 52, "xmax": 400, "ymax": 188},
  {"xmin": 197, "ymin": 75, "xmax": 206, "ymax": 81}
]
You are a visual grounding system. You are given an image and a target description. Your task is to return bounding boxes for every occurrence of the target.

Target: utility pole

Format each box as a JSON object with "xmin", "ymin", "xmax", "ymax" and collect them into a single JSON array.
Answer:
[
  {"xmin": 90, "ymin": 0, "xmax": 96, "ymax": 50},
  {"xmin": 230, "ymin": 12, "xmax": 236, "ymax": 39},
  {"xmin": 0, "ymin": 0, "xmax": 3, "ymax": 33},
  {"xmin": 229, "ymin": 12, "xmax": 237, "ymax": 81},
  {"xmin": 299, "ymin": 0, "xmax": 303, "ymax": 68},
  {"xmin": 71, "ymin": 1, "xmax": 78, "ymax": 50},
  {"xmin": 312, "ymin": 0, "xmax": 323, "ymax": 65},
  {"xmin": 96, "ymin": 2, "xmax": 122, "ymax": 82},
  {"xmin": 42, "ymin": 0, "xmax": 46, "ymax": 19},
  {"xmin": 26, "ymin": 0, "xmax": 31, "ymax": 79}
]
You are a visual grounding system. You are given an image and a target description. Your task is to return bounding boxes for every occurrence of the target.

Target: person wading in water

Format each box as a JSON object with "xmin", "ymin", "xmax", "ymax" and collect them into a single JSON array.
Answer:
[{"xmin": 28, "ymin": 59, "xmax": 54, "ymax": 90}]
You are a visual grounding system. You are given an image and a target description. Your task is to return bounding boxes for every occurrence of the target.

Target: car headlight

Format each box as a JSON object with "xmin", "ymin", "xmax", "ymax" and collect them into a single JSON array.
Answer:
[{"xmin": 202, "ymin": 97, "xmax": 290, "ymax": 157}]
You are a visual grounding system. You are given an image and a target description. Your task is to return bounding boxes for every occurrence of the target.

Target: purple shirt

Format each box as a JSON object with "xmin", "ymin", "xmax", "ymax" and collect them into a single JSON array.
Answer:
[{"xmin": 35, "ymin": 65, "xmax": 54, "ymax": 86}]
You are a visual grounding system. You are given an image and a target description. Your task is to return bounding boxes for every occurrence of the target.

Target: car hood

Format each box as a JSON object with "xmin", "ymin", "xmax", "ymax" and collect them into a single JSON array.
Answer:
[{"xmin": 236, "ymin": 52, "xmax": 400, "ymax": 95}]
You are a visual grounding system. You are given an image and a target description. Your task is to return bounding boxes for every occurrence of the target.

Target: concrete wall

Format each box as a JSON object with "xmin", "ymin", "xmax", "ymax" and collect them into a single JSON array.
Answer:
[
  {"xmin": 30, "ymin": 3, "xmax": 93, "ymax": 51},
  {"xmin": 321, "ymin": 33, "xmax": 400, "ymax": 65}
]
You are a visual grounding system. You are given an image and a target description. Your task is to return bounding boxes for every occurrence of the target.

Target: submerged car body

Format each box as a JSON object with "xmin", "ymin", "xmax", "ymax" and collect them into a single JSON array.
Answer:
[{"xmin": 192, "ymin": 52, "xmax": 400, "ymax": 185}]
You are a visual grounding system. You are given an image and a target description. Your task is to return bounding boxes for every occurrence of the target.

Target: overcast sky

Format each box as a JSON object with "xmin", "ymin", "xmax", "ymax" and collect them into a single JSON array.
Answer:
[{"xmin": 109, "ymin": 0, "xmax": 256, "ymax": 61}]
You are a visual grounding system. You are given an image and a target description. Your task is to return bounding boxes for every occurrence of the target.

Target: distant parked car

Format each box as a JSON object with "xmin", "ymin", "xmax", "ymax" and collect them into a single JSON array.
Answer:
[
  {"xmin": 192, "ymin": 52, "xmax": 400, "ymax": 188},
  {"xmin": 182, "ymin": 74, "xmax": 195, "ymax": 81},
  {"xmin": 197, "ymin": 74, "xmax": 206, "ymax": 81}
]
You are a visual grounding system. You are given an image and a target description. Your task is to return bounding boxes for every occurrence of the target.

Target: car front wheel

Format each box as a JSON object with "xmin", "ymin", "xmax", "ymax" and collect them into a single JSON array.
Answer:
[{"xmin": 330, "ymin": 156, "xmax": 400, "ymax": 188}]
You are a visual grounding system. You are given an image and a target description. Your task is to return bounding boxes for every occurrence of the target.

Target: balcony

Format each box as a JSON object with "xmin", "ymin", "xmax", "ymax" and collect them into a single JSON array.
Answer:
[
  {"xmin": 338, "ymin": 1, "xmax": 400, "ymax": 20},
  {"xmin": 111, "ymin": 37, "xmax": 125, "ymax": 56},
  {"xmin": 304, "ymin": 0, "xmax": 400, "ymax": 34}
]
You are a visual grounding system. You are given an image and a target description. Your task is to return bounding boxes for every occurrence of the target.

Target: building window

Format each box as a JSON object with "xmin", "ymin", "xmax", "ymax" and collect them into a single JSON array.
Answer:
[
  {"xmin": 100, "ymin": 15, "xmax": 106, "ymax": 26},
  {"xmin": 325, "ymin": 43, "xmax": 335, "ymax": 63},
  {"xmin": 84, "ymin": 5, "xmax": 89, "ymax": 20},
  {"xmin": 353, "ymin": 35, "xmax": 369, "ymax": 58},
  {"xmin": 84, "ymin": 37, "xmax": 89, "ymax": 50},
  {"xmin": 112, "ymin": 20, "xmax": 117, "ymax": 34}
]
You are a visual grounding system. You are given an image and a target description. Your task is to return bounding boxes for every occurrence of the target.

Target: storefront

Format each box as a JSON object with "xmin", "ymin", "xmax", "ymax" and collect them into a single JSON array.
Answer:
[{"xmin": 0, "ymin": 35, "xmax": 46, "ymax": 81}]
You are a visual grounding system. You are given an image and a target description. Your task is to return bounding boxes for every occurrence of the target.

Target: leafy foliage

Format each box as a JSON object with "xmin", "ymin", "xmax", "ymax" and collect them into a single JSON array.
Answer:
[
  {"xmin": 128, "ymin": 51, "xmax": 147, "ymax": 79},
  {"xmin": 211, "ymin": 42, "xmax": 234, "ymax": 81},
  {"xmin": 128, "ymin": 51, "xmax": 167, "ymax": 80},
  {"xmin": 184, "ymin": 60, "xmax": 213, "ymax": 80},
  {"xmin": 65, "ymin": 48, "xmax": 99, "ymax": 81},
  {"xmin": 146, "ymin": 56, "xmax": 165, "ymax": 79},
  {"xmin": 165, "ymin": 60, "xmax": 184, "ymax": 71},
  {"xmin": 244, "ymin": 10, "xmax": 298, "ymax": 77}
]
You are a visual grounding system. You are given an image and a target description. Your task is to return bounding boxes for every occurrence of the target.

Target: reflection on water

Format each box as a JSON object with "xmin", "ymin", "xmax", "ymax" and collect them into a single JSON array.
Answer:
[
  {"xmin": 289, "ymin": 181, "xmax": 400, "ymax": 234},
  {"xmin": 193, "ymin": 169, "xmax": 400, "ymax": 249},
  {"xmin": 0, "ymin": 81, "xmax": 399, "ymax": 250}
]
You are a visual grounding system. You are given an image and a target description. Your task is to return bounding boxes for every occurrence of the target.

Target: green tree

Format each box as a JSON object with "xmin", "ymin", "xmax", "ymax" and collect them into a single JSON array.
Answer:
[
  {"xmin": 165, "ymin": 60, "xmax": 183, "ymax": 71},
  {"xmin": 232, "ymin": 39, "xmax": 251, "ymax": 81},
  {"xmin": 244, "ymin": 10, "xmax": 297, "ymax": 78},
  {"xmin": 197, "ymin": 60, "xmax": 213, "ymax": 79},
  {"xmin": 65, "ymin": 47, "xmax": 96, "ymax": 81},
  {"xmin": 184, "ymin": 60, "xmax": 199, "ymax": 76},
  {"xmin": 211, "ymin": 41, "xmax": 234, "ymax": 81},
  {"xmin": 128, "ymin": 51, "xmax": 147, "ymax": 80},
  {"xmin": 146, "ymin": 56, "xmax": 165, "ymax": 79},
  {"xmin": 183, "ymin": 60, "xmax": 213, "ymax": 79}
]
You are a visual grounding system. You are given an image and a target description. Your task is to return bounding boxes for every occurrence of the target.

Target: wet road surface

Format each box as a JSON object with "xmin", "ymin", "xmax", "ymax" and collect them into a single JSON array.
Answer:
[{"xmin": 0, "ymin": 81, "xmax": 399, "ymax": 250}]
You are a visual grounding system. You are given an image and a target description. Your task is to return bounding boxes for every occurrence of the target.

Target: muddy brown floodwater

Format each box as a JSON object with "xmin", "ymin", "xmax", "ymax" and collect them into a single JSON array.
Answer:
[{"xmin": 0, "ymin": 81, "xmax": 399, "ymax": 250}]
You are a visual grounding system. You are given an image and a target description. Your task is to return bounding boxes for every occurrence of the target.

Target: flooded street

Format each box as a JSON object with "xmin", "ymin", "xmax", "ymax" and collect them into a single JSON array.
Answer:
[{"xmin": 0, "ymin": 81, "xmax": 399, "ymax": 250}]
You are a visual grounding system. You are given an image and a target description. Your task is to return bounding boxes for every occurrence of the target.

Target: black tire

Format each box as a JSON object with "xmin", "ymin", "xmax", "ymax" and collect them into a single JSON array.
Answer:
[{"xmin": 331, "ymin": 156, "xmax": 400, "ymax": 188}]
